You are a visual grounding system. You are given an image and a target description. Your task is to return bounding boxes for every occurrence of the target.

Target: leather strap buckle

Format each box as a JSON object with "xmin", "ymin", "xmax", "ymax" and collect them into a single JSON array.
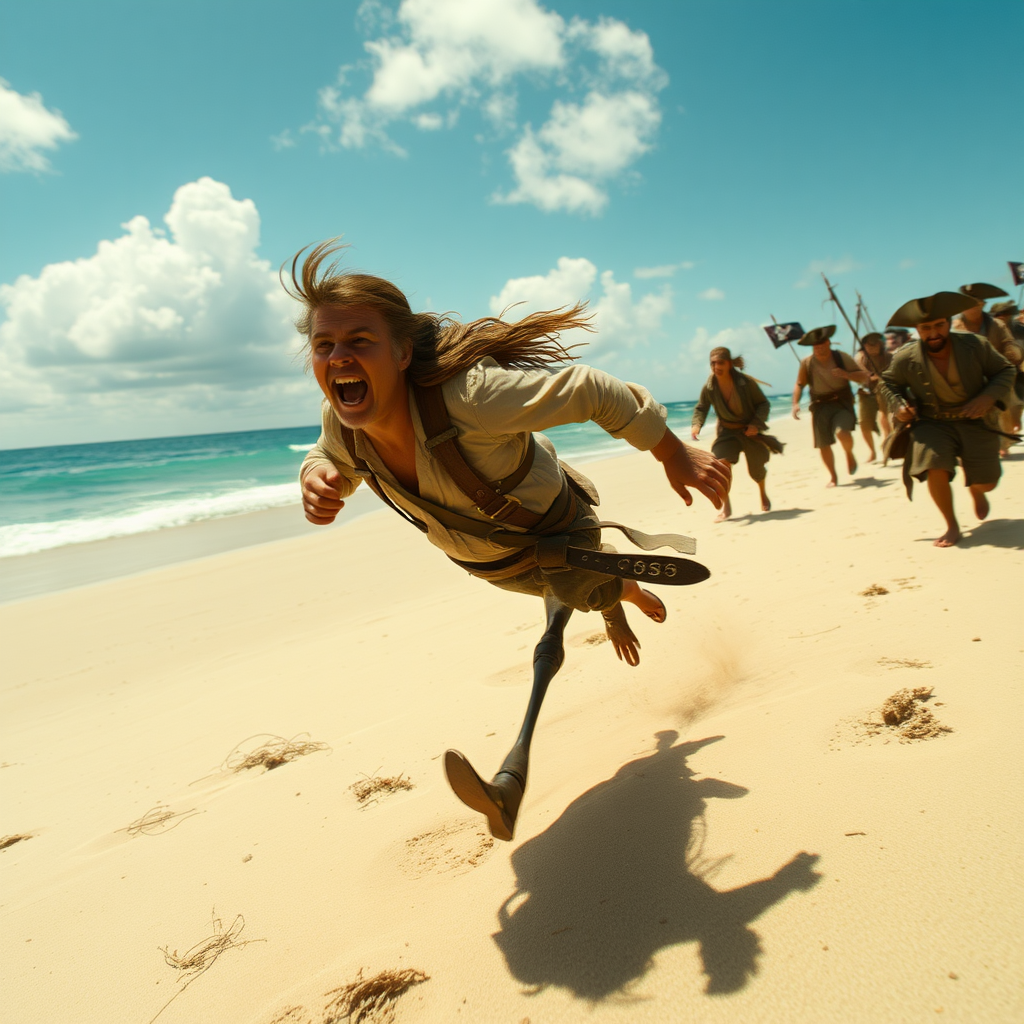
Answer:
[{"xmin": 477, "ymin": 493, "xmax": 524, "ymax": 521}]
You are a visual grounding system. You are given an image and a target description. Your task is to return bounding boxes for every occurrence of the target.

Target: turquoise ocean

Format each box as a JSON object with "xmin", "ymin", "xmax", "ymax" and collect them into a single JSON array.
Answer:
[{"xmin": 0, "ymin": 397, "xmax": 792, "ymax": 560}]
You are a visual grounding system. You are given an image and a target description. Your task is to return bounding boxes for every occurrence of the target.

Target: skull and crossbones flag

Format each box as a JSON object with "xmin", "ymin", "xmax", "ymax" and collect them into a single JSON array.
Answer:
[
  {"xmin": 1009, "ymin": 261, "xmax": 1024, "ymax": 287},
  {"xmin": 763, "ymin": 322, "xmax": 803, "ymax": 348}
]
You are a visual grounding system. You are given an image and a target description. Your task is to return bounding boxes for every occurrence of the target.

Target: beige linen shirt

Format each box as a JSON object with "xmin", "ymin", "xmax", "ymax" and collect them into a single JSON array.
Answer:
[
  {"xmin": 300, "ymin": 358, "xmax": 668, "ymax": 562},
  {"xmin": 798, "ymin": 350, "xmax": 859, "ymax": 396}
]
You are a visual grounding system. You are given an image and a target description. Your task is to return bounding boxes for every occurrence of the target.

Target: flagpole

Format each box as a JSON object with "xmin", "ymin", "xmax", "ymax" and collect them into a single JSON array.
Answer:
[
  {"xmin": 857, "ymin": 290, "xmax": 877, "ymax": 333},
  {"xmin": 821, "ymin": 274, "xmax": 882, "ymax": 376}
]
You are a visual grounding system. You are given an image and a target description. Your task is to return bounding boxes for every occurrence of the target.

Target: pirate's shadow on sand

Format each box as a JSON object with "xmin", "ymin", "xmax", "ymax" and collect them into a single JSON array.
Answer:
[
  {"xmin": 730, "ymin": 508, "xmax": 813, "ymax": 525},
  {"xmin": 958, "ymin": 518, "xmax": 1024, "ymax": 550},
  {"xmin": 492, "ymin": 733, "xmax": 821, "ymax": 1001},
  {"xmin": 848, "ymin": 475, "xmax": 893, "ymax": 489}
]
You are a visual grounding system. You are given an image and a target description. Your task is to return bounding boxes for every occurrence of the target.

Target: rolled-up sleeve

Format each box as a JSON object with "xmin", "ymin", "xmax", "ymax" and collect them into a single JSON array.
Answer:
[
  {"xmin": 468, "ymin": 360, "xmax": 668, "ymax": 450},
  {"xmin": 298, "ymin": 399, "xmax": 363, "ymax": 498}
]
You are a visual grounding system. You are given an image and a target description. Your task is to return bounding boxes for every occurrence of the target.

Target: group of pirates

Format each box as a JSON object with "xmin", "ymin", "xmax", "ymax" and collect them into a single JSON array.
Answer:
[
  {"xmin": 289, "ymin": 242, "xmax": 1022, "ymax": 840},
  {"xmin": 691, "ymin": 283, "xmax": 1023, "ymax": 547}
]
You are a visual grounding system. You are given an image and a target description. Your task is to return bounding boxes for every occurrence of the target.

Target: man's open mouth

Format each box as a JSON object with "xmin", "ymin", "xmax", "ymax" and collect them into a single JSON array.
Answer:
[{"xmin": 333, "ymin": 376, "xmax": 369, "ymax": 406}]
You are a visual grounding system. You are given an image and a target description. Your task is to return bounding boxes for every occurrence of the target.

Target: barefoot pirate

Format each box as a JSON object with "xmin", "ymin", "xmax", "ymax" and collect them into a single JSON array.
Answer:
[
  {"xmin": 878, "ymin": 291, "xmax": 1016, "ymax": 548},
  {"xmin": 287, "ymin": 243, "xmax": 731, "ymax": 840},
  {"xmin": 854, "ymin": 332, "xmax": 893, "ymax": 463},
  {"xmin": 691, "ymin": 346, "xmax": 784, "ymax": 520},
  {"xmin": 791, "ymin": 326, "xmax": 871, "ymax": 486}
]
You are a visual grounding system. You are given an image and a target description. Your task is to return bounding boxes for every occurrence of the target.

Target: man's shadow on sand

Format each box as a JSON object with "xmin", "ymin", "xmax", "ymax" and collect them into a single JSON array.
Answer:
[
  {"xmin": 730, "ymin": 508, "xmax": 813, "ymax": 525},
  {"xmin": 958, "ymin": 518, "xmax": 1024, "ymax": 550},
  {"xmin": 492, "ymin": 733, "xmax": 821, "ymax": 1000}
]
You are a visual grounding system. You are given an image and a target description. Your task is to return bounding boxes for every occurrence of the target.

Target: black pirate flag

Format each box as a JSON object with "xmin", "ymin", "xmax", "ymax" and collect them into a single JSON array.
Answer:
[
  {"xmin": 1008, "ymin": 261, "xmax": 1024, "ymax": 287},
  {"xmin": 763, "ymin": 322, "xmax": 803, "ymax": 348}
]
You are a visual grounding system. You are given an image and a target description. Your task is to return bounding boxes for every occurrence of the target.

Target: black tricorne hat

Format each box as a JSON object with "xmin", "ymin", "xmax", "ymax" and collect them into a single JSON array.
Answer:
[
  {"xmin": 797, "ymin": 325, "xmax": 837, "ymax": 346},
  {"xmin": 959, "ymin": 282, "xmax": 1009, "ymax": 301},
  {"xmin": 888, "ymin": 292, "xmax": 978, "ymax": 327}
]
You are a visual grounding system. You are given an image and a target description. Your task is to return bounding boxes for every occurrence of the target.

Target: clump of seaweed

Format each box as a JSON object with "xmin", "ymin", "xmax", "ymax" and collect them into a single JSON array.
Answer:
[
  {"xmin": 350, "ymin": 772, "xmax": 414, "ymax": 806},
  {"xmin": 122, "ymin": 804, "xmax": 200, "ymax": 837},
  {"xmin": 150, "ymin": 911, "xmax": 264, "ymax": 1023},
  {"xmin": 877, "ymin": 657, "xmax": 932, "ymax": 670},
  {"xmin": 223, "ymin": 733, "xmax": 330, "ymax": 774},
  {"xmin": 860, "ymin": 584, "xmax": 889, "ymax": 597},
  {"xmin": 323, "ymin": 968, "xmax": 429, "ymax": 1024},
  {"xmin": 0, "ymin": 833, "xmax": 33, "ymax": 851},
  {"xmin": 160, "ymin": 912, "xmax": 260, "ymax": 979},
  {"xmin": 872, "ymin": 687, "xmax": 952, "ymax": 742}
]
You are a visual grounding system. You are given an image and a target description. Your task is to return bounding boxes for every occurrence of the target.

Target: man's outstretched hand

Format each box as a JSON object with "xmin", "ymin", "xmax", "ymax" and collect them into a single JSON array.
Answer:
[
  {"xmin": 301, "ymin": 465, "xmax": 346, "ymax": 524},
  {"xmin": 652, "ymin": 428, "xmax": 731, "ymax": 509}
]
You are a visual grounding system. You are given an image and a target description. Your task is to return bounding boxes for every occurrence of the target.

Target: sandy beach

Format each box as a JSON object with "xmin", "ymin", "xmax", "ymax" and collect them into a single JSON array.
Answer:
[{"xmin": 2, "ymin": 415, "xmax": 1022, "ymax": 1024}]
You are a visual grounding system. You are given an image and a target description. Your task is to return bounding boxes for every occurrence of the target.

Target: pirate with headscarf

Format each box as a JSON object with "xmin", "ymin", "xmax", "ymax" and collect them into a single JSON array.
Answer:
[{"xmin": 691, "ymin": 346, "xmax": 783, "ymax": 520}]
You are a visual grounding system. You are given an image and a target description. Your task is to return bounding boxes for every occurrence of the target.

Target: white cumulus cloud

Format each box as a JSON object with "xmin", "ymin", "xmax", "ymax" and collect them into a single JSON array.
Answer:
[
  {"xmin": 634, "ymin": 261, "xmax": 694, "ymax": 279},
  {"xmin": 301, "ymin": 0, "xmax": 667, "ymax": 214},
  {"xmin": 0, "ymin": 77, "xmax": 77, "ymax": 173},
  {"xmin": 490, "ymin": 256, "xmax": 672, "ymax": 358},
  {"xmin": 697, "ymin": 287, "xmax": 725, "ymax": 301},
  {"xmin": 794, "ymin": 256, "xmax": 861, "ymax": 289},
  {"xmin": 0, "ymin": 178, "xmax": 313, "ymax": 444}
]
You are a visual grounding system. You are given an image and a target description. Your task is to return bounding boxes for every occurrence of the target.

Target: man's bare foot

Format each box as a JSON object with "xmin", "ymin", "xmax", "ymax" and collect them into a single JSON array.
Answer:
[
  {"xmin": 934, "ymin": 526, "xmax": 960, "ymax": 548},
  {"xmin": 714, "ymin": 497, "xmax": 732, "ymax": 523},
  {"xmin": 867, "ymin": 453, "xmax": 877, "ymax": 464},
  {"xmin": 826, "ymin": 476, "xmax": 838, "ymax": 488},
  {"xmin": 761, "ymin": 495, "xmax": 771, "ymax": 512},
  {"xmin": 629, "ymin": 587, "xmax": 666, "ymax": 623},
  {"xmin": 619, "ymin": 580, "xmax": 667, "ymax": 623},
  {"xmin": 601, "ymin": 602, "xmax": 641, "ymax": 667},
  {"xmin": 846, "ymin": 452, "xmax": 857, "ymax": 475},
  {"xmin": 972, "ymin": 489, "xmax": 990, "ymax": 520}
]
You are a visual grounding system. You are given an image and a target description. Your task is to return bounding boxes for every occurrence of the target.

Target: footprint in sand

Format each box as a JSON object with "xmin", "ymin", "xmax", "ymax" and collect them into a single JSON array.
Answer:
[{"xmin": 398, "ymin": 820, "xmax": 495, "ymax": 878}]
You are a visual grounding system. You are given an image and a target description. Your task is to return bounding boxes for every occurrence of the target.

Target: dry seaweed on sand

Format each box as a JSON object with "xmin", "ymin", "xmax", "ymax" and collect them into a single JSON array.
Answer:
[
  {"xmin": 120, "ymin": 804, "xmax": 200, "ymax": 837},
  {"xmin": 877, "ymin": 657, "xmax": 932, "ymax": 670},
  {"xmin": 860, "ymin": 583, "xmax": 889, "ymax": 596},
  {"xmin": 867, "ymin": 687, "xmax": 952, "ymax": 742},
  {"xmin": 0, "ymin": 832, "xmax": 33, "ymax": 851},
  {"xmin": 222, "ymin": 733, "xmax": 330, "ymax": 774},
  {"xmin": 350, "ymin": 770, "xmax": 414, "ymax": 806},
  {"xmin": 323, "ymin": 968, "xmax": 429, "ymax": 1024},
  {"xmin": 160, "ymin": 911, "xmax": 261, "ymax": 980},
  {"xmin": 149, "ymin": 911, "xmax": 264, "ymax": 1024}
]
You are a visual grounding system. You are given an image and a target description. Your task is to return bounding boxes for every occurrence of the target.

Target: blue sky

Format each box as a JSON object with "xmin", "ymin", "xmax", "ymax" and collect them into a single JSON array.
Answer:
[{"xmin": 2, "ymin": 0, "xmax": 1021, "ymax": 448}]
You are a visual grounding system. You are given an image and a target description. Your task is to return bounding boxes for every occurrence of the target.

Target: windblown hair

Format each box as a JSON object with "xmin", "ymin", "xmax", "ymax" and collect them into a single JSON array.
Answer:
[
  {"xmin": 709, "ymin": 346, "xmax": 745, "ymax": 371},
  {"xmin": 282, "ymin": 240, "xmax": 591, "ymax": 385}
]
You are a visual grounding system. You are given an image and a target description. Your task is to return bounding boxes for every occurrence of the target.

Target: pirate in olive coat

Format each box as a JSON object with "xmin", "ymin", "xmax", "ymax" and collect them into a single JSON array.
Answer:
[
  {"xmin": 692, "ymin": 346, "xmax": 784, "ymax": 520},
  {"xmin": 877, "ymin": 291, "xmax": 1015, "ymax": 547}
]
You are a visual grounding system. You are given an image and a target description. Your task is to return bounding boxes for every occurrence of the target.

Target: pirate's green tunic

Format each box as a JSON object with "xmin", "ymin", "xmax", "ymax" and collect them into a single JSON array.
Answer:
[
  {"xmin": 877, "ymin": 334, "xmax": 1014, "ymax": 485},
  {"xmin": 691, "ymin": 371, "xmax": 781, "ymax": 482}
]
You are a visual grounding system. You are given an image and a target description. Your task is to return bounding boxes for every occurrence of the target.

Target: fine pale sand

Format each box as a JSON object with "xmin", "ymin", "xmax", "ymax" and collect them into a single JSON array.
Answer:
[{"xmin": 2, "ymin": 417, "xmax": 1022, "ymax": 1024}]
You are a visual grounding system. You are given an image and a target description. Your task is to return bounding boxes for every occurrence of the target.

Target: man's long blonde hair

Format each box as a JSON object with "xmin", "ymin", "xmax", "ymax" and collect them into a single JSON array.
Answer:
[{"xmin": 282, "ymin": 240, "xmax": 592, "ymax": 385}]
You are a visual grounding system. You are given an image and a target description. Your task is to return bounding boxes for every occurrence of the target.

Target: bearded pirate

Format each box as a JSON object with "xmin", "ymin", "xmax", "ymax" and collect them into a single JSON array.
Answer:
[
  {"xmin": 878, "ymin": 291, "xmax": 1016, "ymax": 547},
  {"xmin": 288, "ymin": 243, "xmax": 731, "ymax": 840},
  {"xmin": 790, "ymin": 326, "xmax": 871, "ymax": 486},
  {"xmin": 691, "ymin": 346, "xmax": 784, "ymax": 520}
]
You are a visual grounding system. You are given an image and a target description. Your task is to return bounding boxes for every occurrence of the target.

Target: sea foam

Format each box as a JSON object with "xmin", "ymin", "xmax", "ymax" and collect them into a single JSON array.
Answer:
[{"xmin": 0, "ymin": 483, "xmax": 299, "ymax": 557}]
